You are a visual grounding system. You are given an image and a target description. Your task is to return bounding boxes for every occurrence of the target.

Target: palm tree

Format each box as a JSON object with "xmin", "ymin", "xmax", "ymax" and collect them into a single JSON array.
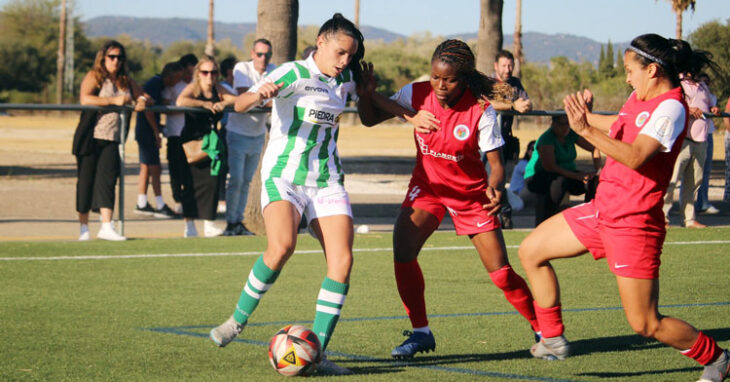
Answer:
[
  {"xmin": 512, "ymin": 0, "xmax": 523, "ymax": 78},
  {"xmin": 244, "ymin": 0, "xmax": 299, "ymax": 234},
  {"xmin": 663, "ymin": 0, "xmax": 696, "ymax": 39},
  {"xmin": 205, "ymin": 0, "xmax": 215, "ymax": 57},
  {"xmin": 56, "ymin": 0, "xmax": 66, "ymax": 104},
  {"xmin": 476, "ymin": 0, "xmax": 503, "ymax": 74}
]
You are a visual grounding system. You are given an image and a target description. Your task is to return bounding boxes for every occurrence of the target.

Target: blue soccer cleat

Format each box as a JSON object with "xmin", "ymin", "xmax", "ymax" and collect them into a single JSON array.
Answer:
[{"xmin": 391, "ymin": 330, "xmax": 436, "ymax": 359}]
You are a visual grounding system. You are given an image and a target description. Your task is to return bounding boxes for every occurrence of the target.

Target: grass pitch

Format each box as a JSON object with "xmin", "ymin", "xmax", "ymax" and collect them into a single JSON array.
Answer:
[{"xmin": 1, "ymin": 228, "xmax": 728, "ymax": 381}]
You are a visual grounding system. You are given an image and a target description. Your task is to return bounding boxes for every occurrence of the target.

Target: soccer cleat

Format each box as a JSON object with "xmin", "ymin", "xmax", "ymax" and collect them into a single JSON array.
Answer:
[
  {"xmin": 153, "ymin": 205, "xmax": 177, "ymax": 219},
  {"xmin": 97, "ymin": 226, "xmax": 127, "ymax": 241},
  {"xmin": 530, "ymin": 335, "xmax": 570, "ymax": 360},
  {"xmin": 209, "ymin": 316, "xmax": 244, "ymax": 347},
  {"xmin": 391, "ymin": 330, "xmax": 436, "ymax": 359},
  {"xmin": 697, "ymin": 349, "xmax": 730, "ymax": 382},
  {"xmin": 316, "ymin": 355, "xmax": 352, "ymax": 375},
  {"xmin": 134, "ymin": 203, "xmax": 156, "ymax": 216}
]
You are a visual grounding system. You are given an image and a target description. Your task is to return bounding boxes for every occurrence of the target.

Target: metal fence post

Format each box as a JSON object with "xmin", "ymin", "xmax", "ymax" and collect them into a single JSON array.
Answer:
[{"xmin": 118, "ymin": 110, "xmax": 126, "ymax": 236}]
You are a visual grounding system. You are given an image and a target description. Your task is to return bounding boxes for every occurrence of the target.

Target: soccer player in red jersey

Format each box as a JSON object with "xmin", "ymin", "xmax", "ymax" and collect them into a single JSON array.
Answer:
[
  {"xmin": 358, "ymin": 39, "xmax": 539, "ymax": 358},
  {"xmin": 518, "ymin": 34, "xmax": 729, "ymax": 381}
]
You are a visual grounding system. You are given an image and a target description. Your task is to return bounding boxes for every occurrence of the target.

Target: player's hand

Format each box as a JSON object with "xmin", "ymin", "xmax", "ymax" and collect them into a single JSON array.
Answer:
[
  {"xmin": 406, "ymin": 110, "xmax": 440, "ymax": 134},
  {"xmin": 357, "ymin": 61, "xmax": 376, "ymax": 98},
  {"xmin": 257, "ymin": 82, "xmax": 283, "ymax": 101},
  {"xmin": 563, "ymin": 91, "xmax": 591, "ymax": 136},
  {"xmin": 211, "ymin": 101, "xmax": 226, "ymax": 113},
  {"xmin": 582, "ymin": 89, "xmax": 594, "ymax": 111},
  {"xmin": 482, "ymin": 186, "xmax": 502, "ymax": 216}
]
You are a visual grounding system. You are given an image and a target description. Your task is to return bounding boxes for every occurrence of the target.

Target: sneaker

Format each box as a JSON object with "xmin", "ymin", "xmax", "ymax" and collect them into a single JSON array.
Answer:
[
  {"xmin": 698, "ymin": 349, "xmax": 730, "ymax": 382},
  {"xmin": 153, "ymin": 204, "xmax": 177, "ymax": 219},
  {"xmin": 222, "ymin": 222, "xmax": 237, "ymax": 237},
  {"xmin": 97, "ymin": 226, "xmax": 127, "ymax": 241},
  {"xmin": 685, "ymin": 220, "xmax": 707, "ymax": 229},
  {"xmin": 134, "ymin": 203, "xmax": 155, "ymax": 216},
  {"xmin": 209, "ymin": 315, "xmax": 244, "ymax": 347},
  {"xmin": 204, "ymin": 224, "xmax": 224, "ymax": 238},
  {"xmin": 391, "ymin": 330, "xmax": 436, "ymax": 359},
  {"xmin": 700, "ymin": 205, "xmax": 721, "ymax": 215},
  {"xmin": 530, "ymin": 335, "xmax": 570, "ymax": 360},
  {"xmin": 316, "ymin": 355, "xmax": 352, "ymax": 375},
  {"xmin": 235, "ymin": 223, "xmax": 254, "ymax": 236},
  {"xmin": 78, "ymin": 230, "xmax": 90, "ymax": 241}
]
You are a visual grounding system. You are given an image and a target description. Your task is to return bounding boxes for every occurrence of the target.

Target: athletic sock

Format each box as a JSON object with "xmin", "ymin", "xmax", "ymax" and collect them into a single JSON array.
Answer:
[
  {"xmin": 233, "ymin": 255, "xmax": 280, "ymax": 324},
  {"xmin": 394, "ymin": 259, "xmax": 428, "ymax": 328},
  {"xmin": 533, "ymin": 302, "xmax": 564, "ymax": 338},
  {"xmin": 80, "ymin": 224, "xmax": 89, "ymax": 234},
  {"xmin": 312, "ymin": 277, "xmax": 348, "ymax": 351},
  {"xmin": 681, "ymin": 331, "xmax": 724, "ymax": 365},
  {"xmin": 413, "ymin": 326, "xmax": 431, "ymax": 335},
  {"xmin": 489, "ymin": 265, "xmax": 539, "ymax": 332},
  {"xmin": 137, "ymin": 194, "xmax": 147, "ymax": 208},
  {"xmin": 155, "ymin": 195, "xmax": 165, "ymax": 210}
]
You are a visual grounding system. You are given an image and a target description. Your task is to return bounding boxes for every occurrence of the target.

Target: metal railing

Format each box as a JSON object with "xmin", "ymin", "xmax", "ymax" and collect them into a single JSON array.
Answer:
[{"xmin": 1, "ymin": 103, "xmax": 728, "ymax": 235}]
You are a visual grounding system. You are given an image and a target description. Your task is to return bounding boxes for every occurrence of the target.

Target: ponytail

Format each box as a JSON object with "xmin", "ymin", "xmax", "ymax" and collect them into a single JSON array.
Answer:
[
  {"xmin": 317, "ymin": 13, "xmax": 365, "ymax": 84},
  {"xmin": 627, "ymin": 34, "xmax": 718, "ymax": 87}
]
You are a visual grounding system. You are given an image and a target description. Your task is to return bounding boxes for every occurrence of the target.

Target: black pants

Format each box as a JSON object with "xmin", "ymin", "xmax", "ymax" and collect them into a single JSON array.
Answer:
[
  {"xmin": 76, "ymin": 139, "xmax": 119, "ymax": 213},
  {"xmin": 181, "ymin": 159, "xmax": 219, "ymax": 220},
  {"xmin": 527, "ymin": 172, "xmax": 588, "ymax": 227},
  {"xmin": 167, "ymin": 137, "xmax": 186, "ymax": 204}
]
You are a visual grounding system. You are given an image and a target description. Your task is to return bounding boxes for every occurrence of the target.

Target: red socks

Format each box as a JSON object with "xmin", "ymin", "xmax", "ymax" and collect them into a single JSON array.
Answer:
[
  {"xmin": 534, "ymin": 302, "xmax": 564, "ymax": 338},
  {"xmin": 489, "ymin": 265, "xmax": 539, "ymax": 332},
  {"xmin": 682, "ymin": 331, "xmax": 724, "ymax": 365},
  {"xmin": 394, "ymin": 260, "xmax": 428, "ymax": 328}
]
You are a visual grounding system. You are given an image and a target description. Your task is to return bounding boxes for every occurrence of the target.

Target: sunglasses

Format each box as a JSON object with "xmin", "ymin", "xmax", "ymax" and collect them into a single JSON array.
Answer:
[
  {"xmin": 199, "ymin": 70, "xmax": 219, "ymax": 76},
  {"xmin": 255, "ymin": 52, "xmax": 272, "ymax": 59},
  {"xmin": 106, "ymin": 54, "xmax": 124, "ymax": 61}
]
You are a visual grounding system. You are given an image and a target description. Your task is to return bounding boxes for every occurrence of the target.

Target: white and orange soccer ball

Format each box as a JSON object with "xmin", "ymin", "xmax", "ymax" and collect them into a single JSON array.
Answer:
[{"xmin": 268, "ymin": 325, "xmax": 322, "ymax": 376}]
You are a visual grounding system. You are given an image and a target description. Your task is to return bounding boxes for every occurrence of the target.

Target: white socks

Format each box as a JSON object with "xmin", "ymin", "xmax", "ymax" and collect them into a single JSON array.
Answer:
[{"xmin": 155, "ymin": 195, "xmax": 165, "ymax": 210}]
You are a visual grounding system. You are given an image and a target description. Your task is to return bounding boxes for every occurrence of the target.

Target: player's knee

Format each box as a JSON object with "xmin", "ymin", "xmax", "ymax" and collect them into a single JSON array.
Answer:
[
  {"xmin": 265, "ymin": 242, "xmax": 297, "ymax": 267},
  {"xmin": 518, "ymin": 236, "xmax": 540, "ymax": 268},
  {"xmin": 626, "ymin": 315, "xmax": 660, "ymax": 338},
  {"xmin": 326, "ymin": 253, "xmax": 353, "ymax": 278}
]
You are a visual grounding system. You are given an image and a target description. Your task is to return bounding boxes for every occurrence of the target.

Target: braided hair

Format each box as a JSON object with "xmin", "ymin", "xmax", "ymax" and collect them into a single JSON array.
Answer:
[
  {"xmin": 317, "ymin": 13, "xmax": 365, "ymax": 84},
  {"xmin": 431, "ymin": 39, "xmax": 512, "ymax": 104}
]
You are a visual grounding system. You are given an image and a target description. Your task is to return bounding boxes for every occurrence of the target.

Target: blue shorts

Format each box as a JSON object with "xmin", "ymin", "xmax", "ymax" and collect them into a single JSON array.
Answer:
[{"xmin": 137, "ymin": 141, "xmax": 160, "ymax": 165}]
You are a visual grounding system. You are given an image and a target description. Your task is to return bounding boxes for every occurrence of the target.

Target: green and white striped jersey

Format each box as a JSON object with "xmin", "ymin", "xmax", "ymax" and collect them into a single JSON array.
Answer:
[{"xmin": 249, "ymin": 55, "xmax": 358, "ymax": 188}]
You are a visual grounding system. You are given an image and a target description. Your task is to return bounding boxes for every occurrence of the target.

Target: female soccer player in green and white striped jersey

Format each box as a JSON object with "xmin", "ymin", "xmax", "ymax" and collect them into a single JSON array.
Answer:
[{"xmin": 209, "ymin": 13, "xmax": 375, "ymax": 375}]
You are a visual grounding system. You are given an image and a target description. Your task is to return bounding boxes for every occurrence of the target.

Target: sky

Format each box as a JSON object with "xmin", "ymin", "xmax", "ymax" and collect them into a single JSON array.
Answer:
[{"xmin": 2, "ymin": 0, "xmax": 729, "ymax": 43}]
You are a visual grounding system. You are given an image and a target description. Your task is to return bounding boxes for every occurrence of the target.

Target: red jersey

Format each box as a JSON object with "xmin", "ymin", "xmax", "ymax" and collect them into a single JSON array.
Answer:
[
  {"xmin": 596, "ymin": 87, "xmax": 688, "ymax": 231},
  {"xmin": 391, "ymin": 81, "xmax": 503, "ymax": 208}
]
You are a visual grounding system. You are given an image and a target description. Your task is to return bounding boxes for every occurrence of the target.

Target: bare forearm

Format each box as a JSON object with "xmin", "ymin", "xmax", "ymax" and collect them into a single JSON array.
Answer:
[
  {"xmin": 234, "ymin": 92, "xmax": 264, "ymax": 112},
  {"xmin": 586, "ymin": 113, "xmax": 618, "ymax": 133},
  {"xmin": 581, "ymin": 126, "xmax": 644, "ymax": 169}
]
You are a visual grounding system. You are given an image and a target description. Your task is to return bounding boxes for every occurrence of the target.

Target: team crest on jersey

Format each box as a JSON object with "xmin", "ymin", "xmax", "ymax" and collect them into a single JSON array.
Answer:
[
  {"xmin": 635, "ymin": 111, "xmax": 650, "ymax": 127},
  {"xmin": 453, "ymin": 124, "xmax": 470, "ymax": 141},
  {"xmin": 654, "ymin": 116, "xmax": 672, "ymax": 137}
]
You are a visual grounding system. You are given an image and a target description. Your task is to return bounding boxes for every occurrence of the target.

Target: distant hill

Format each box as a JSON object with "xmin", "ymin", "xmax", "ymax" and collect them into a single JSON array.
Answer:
[{"xmin": 84, "ymin": 16, "xmax": 625, "ymax": 64}]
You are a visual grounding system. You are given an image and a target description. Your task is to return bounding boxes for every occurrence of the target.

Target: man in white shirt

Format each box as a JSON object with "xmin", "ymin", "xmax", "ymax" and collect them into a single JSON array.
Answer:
[{"xmin": 223, "ymin": 39, "xmax": 276, "ymax": 236}]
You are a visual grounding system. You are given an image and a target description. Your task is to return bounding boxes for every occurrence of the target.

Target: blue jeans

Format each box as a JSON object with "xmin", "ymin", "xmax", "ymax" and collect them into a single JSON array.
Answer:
[
  {"xmin": 225, "ymin": 131, "xmax": 265, "ymax": 224},
  {"xmin": 695, "ymin": 133, "xmax": 713, "ymax": 211}
]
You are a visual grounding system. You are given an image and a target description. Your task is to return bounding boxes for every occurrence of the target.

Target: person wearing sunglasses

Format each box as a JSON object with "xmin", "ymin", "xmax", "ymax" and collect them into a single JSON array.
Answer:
[
  {"xmin": 222, "ymin": 38, "xmax": 277, "ymax": 237},
  {"xmin": 76, "ymin": 40, "xmax": 151, "ymax": 241},
  {"xmin": 176, "ymin": 56, "xmax": 237, "ymax": 238}
]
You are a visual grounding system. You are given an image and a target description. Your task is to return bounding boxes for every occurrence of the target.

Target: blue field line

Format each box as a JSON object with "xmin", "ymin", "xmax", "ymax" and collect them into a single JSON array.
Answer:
[
  {"xmin": 142, "ymin": 301, "xmax": 728, "ymax": 381},
  {"xmin": 141, "ymin": 327, "xmax": 582, "ymax": 382}
]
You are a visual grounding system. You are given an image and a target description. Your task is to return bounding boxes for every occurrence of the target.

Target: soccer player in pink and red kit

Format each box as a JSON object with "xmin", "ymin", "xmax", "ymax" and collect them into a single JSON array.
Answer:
[
  {"xmin": 358, "ymin": 39, "xmax": 539, "ymax": 358},
  {"xmin": 519, "ymin": 34, "xmax": 729, "ymax": 382}
]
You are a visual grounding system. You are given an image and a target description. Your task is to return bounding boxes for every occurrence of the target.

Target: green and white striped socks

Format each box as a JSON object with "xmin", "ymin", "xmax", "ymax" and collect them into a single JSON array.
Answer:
[
  {"xmin": 312, "ymin": 277, "xmax": 349, "ymax": 350},
  {"xmin": 233, "ymin": 255, "xmax": 280, "ymax": 324}
]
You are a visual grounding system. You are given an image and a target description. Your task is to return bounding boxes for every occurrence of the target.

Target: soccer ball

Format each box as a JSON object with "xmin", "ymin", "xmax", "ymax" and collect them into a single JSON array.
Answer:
[{"xmin": 268, "ymin": 325, "xmax": 322, "ymax": 376}]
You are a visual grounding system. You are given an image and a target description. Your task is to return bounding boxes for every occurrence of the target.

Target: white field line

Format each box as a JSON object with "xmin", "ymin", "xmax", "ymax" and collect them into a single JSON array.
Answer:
[{"xmin": 1, "ymin": 240, "xmax": 729, "ymax": 262}]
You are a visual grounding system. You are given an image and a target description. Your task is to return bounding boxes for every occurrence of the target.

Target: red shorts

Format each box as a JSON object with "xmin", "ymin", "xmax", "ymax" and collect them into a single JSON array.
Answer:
[
  {"xmin": 563, "ymin": 201, "xmax": 664, "ymax": 279},
  {"xmin": 401, "ymin": 177, "xmax": 500, "ymax": 235}
]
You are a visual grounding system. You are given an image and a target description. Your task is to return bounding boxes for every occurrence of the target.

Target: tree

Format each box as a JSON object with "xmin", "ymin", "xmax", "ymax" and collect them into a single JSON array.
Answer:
[
  {"xmin": 56, "ymin": 0, "xmax": 66, "ymax": 104},
  {"xmin": 476, "ymin": 0, "xmax": 503, "ymax": 74},
  {"xmin": 245, "ymin": 0, "xmax": 299, "ymax": 235},
  {"xmin": 598, "ymin": 41, "xmax": 615, "ymax": 78},
  {"xmin": 512, "ymin": 0, "xmax": 523, "ymax": 77},
  {"xmin": 661, "ymin": 0, "xmax": 696, "ymax": 39},
  {"xmin": 689, "ymin": 19, "xmax": 730, "ymax": 102},
  {"xmin": 205, "ymin": 0, "xmax": 215, "ymax": 57}
]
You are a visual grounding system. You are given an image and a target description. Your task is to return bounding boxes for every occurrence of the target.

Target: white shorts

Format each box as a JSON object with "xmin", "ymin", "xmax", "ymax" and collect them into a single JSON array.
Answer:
[{"xmin": 261, "ymin": 178, "xmax": 352, "ymax": 223}]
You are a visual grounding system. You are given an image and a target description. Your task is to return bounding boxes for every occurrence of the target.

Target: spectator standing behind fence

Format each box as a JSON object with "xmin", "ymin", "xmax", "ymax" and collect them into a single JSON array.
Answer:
[
  {"xmin": 487, "ymin": 50, "xmax": 532, "ymax": 229},
  {"xmin": 693, "ymin": 73, "xmax": 720, "ymax": 214},
  {"xmin": 525, "ymin": 115, "xmax": 601, "ymax": 226},
  {"xmin": 176, "ymin": 57, "xmax": 236, "ymax": 238},
  {"xmin": 75, "ymin": 40, "xmax": 151, "ymax": 241},
  {"xmin": 222, "ymin": 39, "xmax": 276, "ymax": 236},
  {"xmin": 133, "ymin": 62, "xmax": 182, "ymax": 219},
  {"xmin": 216, "ymin": 56, "xmax": 237, "ymax": 215},
  {"xmin": 507, "ymin": 140, "xmax": 536, "ymax": 211},
  {"xmin": 162, "ymin": 54, "xmax": 198, "ymax": 215},
  {"xmin": 662, "ymin": 69, "xmax": 719, "ymax": 228}
]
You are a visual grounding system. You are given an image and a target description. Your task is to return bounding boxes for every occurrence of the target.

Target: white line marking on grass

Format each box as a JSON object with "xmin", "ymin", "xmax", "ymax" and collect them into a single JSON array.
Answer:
[{"xmin": 1, "ymin": 240, "xmax": 729, "ymax": 261}]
